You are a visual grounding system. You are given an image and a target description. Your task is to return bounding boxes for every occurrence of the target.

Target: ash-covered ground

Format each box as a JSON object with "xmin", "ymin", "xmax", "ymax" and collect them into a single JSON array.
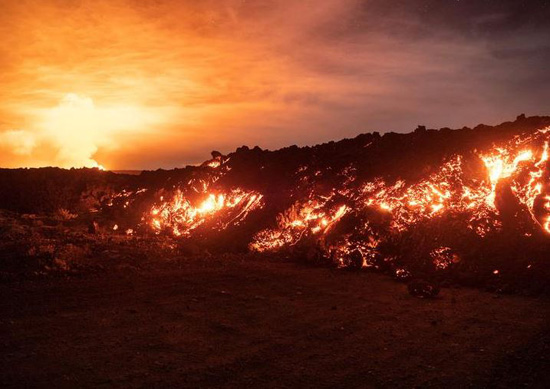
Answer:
[
  {"xmin": 1, "ymin": 242, "xmax": 550, "ymax": 388},
  {"xmin": 1, "ymin": 115, "xmax": 550, "ymax": 387}
]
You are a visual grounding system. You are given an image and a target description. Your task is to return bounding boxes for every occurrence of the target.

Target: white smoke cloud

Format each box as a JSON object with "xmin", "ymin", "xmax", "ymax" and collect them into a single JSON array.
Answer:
[
  {"xmin": 0, "ymin": 129, "xmax": 36, "ymax": 155},
  {"xmin": 41, "ymin": 93, "xmax": 105, "ymax": 168},
  {"xmin": 0, "ymin": 91, "xmax": 164, "ymax": 168},
  {"xmin": 1, "ymin": 93, "xmax": 117, "ymax": 169}
]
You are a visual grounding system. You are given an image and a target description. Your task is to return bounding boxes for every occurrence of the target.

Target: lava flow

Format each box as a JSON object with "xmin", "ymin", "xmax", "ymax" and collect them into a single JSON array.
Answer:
[
  {"xmin": 245, "ymin": 126, "xmax": 550, "ymax": 276},
  {"xmin": 148, "ymin": 189, "xmax": 264, "ymax": 237},
  {"xmin": 23, "ymin": 117, "xmax": 550, "ymax": 290},
  {"xmin": 125, "ymin": 127, "xmax": 550, "ymax": 272}
]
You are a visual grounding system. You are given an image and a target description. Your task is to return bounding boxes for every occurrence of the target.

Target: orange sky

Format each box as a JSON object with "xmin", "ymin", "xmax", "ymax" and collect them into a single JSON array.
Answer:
[{"xmin": 0, "ymin": 0, "xmax": 549, "ymax": 169}]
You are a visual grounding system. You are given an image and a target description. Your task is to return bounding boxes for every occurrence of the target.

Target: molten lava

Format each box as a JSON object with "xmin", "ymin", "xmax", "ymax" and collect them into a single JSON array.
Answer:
[
  {"xmin": 249, "ymin": 127, "xmax": 550, "ymax": 268},
  {"xmin": 103, "ymin": 125, "xmax": 550, "ymax": 280},
  {"xmin": 149, "ymin": 189, "xmax": 263, "ymax": 237}
]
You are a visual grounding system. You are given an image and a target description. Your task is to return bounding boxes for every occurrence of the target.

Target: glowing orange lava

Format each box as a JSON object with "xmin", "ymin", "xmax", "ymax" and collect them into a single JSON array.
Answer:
[
  {"xmin": 149, "ymin": 189, "xmax": 263, "ymax": 237},
  {"xmin": 250, "ymin": 127, "xmax": 550, "ymax": 266}
]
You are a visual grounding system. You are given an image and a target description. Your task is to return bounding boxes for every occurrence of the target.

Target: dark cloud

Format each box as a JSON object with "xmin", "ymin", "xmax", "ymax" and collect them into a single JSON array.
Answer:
[{"xmin": 358, "ymin": 0, "xmax": 550, "ymax": 34}]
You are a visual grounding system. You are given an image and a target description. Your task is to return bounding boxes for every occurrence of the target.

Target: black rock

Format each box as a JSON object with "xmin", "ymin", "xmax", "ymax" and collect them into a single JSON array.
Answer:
[{"xmin": 407, "ymin": 279, "xmax": 440, "ymax": 298}]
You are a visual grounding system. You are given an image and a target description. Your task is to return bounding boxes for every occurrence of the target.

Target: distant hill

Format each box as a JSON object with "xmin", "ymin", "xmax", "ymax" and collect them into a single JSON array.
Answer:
[{"xmin": 110, "ymin": 170, "xmax": 143, "ymax": 175}]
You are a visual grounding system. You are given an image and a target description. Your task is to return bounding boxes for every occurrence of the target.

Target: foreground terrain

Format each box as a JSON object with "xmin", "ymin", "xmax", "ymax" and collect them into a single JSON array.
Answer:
[{"xmin": 1, "ymin": 256, "xmax": 549, "ymax": 388}]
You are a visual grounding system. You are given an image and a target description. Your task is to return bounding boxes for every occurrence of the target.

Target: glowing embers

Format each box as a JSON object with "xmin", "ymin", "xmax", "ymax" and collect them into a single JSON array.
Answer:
[
  {"xmin": 543, "ymin": 196, "xmax": 550, "ymax": 233},
  {"xmin": 362, "ymin": 156, "xmax": 487, "ymax": 232},
  {"xmin": 482, "ymin": 148, "xmax": 534, "ymax": 208},
  {"xmin": 480, "ymin": 136, "xmax": 550, "ymax": 229},
  {"xmin": 149, "ymin": 189, "xmax": 263, "ymax": 237},
  {"xmin": 328, "ymin": 230, "xmax": 382, "ymax": 269},
  {"xmin": 430, "ymin": 247, "xmax": 460, "ymax": 270},
  {"xmin": 362, "ymin": 134, "xmax": 550, "ymax": 236},
  {"xmin": 250, "ymin": 198, "xmax": 348, "ymax": 252}
]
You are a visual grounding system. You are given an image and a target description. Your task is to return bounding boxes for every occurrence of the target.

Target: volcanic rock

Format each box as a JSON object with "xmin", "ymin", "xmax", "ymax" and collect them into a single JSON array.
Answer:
[{"xmin": 407, "ymin": 279, "xmax": 440, "ymax": 298}]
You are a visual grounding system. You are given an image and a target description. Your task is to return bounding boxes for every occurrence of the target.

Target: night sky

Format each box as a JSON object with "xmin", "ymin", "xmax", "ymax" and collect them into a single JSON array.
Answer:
[{"xmin": 0, "ymin": 0, "xmax": 549, "ymax": 169}]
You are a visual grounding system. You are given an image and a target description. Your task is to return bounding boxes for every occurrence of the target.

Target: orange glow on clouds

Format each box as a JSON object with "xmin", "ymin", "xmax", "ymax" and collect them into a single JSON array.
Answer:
[
  {"xmin": 0, "ymin": 92, "xmax": 167, "ymax": 168},
  {"xmin": 0, "ymin": 0, "xmax": 548, "ymax": 169},
  {"xmin": 2, "ymin": 0, "xmax": 349, "ymax": 169}
]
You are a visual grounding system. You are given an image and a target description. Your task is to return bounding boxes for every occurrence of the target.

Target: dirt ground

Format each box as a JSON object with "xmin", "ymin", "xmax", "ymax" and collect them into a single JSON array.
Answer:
[{"xmin": 1, "ymin": 256, "xmax": 549, "ymax": 388}]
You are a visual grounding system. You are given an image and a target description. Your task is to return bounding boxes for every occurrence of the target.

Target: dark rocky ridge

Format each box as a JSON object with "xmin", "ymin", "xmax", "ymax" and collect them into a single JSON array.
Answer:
[{"xmin": 1, "ymin": 114, "xmax": 549, "ymax": 214}]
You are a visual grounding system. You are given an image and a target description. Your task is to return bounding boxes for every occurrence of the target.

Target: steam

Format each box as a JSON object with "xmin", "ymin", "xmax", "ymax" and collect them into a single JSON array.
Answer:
[
  {"xmin": 0, "ymin": 93, "xmax": 109, "ymax": 169},
  {"xmin": 42, "ymin": 93, "xmax": 105, "ymax": 169},
  {"xmin": 0, "ymin": 92, "xmax": 162, "ymax": 169},
  {"xmin": 0, "ymin": 130, "xmax": 36, "ymax": 156}
]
